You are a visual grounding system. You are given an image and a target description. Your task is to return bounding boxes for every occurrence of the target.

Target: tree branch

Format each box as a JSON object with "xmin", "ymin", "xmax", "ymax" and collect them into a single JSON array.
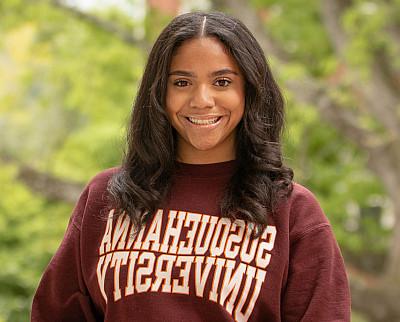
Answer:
[
  {"xmin": 286, "ymin": 77, "xmax": 373, "ymax": 148},
  {"xmin": 0, "ymin": 153, "xmax": 83, "ymax": 203},
  {"xmin": 320, "ymin": 0, "xmax": 351, "ymax": 56},
  {"xmin": 320, "ymin": 0, "xmax": 400, "ymax": 137},
  {"xmin": 211, "ymin": 0, "xmax": 291, "ymax": 62},
  {"xmin": 18, "ymin": 165, "xmax": 84, "ymax": 203},
  {"xmin": 51, "ymin": 0, "xmax": 150, "ymax": 52},
  {"xmin": 367, "ymin": 140, "xmax": 400, "ymax": 202}
]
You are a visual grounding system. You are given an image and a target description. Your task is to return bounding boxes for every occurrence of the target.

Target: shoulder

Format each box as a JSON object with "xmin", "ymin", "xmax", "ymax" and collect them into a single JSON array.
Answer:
[
  {"xmin": 70, "ymin": 167, "xmax": 120, "ymax": 227},
  {"xmin": 283, "ymin": 182, "xmax": 331, "ymax": 241},
  {"xmin": 85, "ymin": 167, "xmax": 120, "ymax": 196},
  {"xmin": 289, "ymin": 182, "xmax": 322, "ymax": 208}
]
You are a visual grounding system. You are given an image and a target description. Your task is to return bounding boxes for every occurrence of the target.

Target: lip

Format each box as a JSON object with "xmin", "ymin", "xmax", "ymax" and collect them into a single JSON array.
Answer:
[
  {"xmin": 182, "ymin": 115, "xmax": 225, "ymax": 128},
  {"xmin": 184, "ymin": 115, "xmax": 224, "ymax": 119}
]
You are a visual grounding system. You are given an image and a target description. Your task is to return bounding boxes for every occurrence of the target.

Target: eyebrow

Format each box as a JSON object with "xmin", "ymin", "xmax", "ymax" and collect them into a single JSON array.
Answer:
[{"xmin": 168, "ymin": 68, "xmax": 239, "ymax": 77}]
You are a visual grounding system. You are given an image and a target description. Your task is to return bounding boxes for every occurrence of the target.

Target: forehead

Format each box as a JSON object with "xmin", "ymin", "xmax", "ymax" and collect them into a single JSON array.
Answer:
[{"xmin": 169, "ymin": 37, "xmax": 240, "ymax": 71}]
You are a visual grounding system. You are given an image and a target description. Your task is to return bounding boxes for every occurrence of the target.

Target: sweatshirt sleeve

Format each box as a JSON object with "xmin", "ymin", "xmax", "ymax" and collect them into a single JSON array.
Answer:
[
  {"xmin": 31, "ymin": 186, "xmax": 97, "ymax": 322},
  {"xmin": 281, "ymin": 222, "xmax": 351, "ymax": 322}
]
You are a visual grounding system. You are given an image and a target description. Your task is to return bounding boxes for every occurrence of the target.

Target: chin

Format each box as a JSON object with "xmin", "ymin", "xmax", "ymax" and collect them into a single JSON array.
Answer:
[
  {"xmin": 193, "ymin": 145, "xmax": 218, "ymax": 152},
  {"xmin": 190, "ymin": 140, "xmax": 220, "ymax": 151}
]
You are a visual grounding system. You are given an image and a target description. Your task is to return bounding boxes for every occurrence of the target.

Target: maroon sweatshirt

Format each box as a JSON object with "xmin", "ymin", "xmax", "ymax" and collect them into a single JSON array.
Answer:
[{"xmin": 31, "ymin": 161, "xmax": 350, "ymax": 321}]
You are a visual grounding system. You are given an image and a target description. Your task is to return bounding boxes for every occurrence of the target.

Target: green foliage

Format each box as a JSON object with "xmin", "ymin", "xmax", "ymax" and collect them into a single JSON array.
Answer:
[
  {"xmin": 254, "ymin": 0, "xmax": 391, "ymax": 274},
  {"xmin": 52, "ymin": 122, "xmax": 125, "ymax": 181},
  {"xmin": 0, "ymin": 163, "xmax": 71, "ymax": 321},
  {"xmin": 0, "ymin": 0, "xmax": 396, "ymax": 320},
  {"xmin": 251, "ymin": 0, "xmax": 335, "ymax": 76},
  {"xmin": 283, "ymin": 94, "xmax": 389, "ymax": 272},
  {"xmin": 0, "ymin": 1, "xmax": 143, "ymax": 170},
  {"xmin": 343, "ymin": 0, "xmax": 400, "ymax": 72},
  {"xmin": 144, "ymin": 8, "xmax": 174, "ymax": 43},
  {"xmin": 0, "ymin": 1, "xmax": 144, "ymax": 320}
]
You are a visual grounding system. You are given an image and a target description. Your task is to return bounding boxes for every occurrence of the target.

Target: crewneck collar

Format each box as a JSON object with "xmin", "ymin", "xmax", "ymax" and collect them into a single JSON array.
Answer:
[{"xmin": 174, "ymin": 159, "xmax": 239, "ymax": 178}]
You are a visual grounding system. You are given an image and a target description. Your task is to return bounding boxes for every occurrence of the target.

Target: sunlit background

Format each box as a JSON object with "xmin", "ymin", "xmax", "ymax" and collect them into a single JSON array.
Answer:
[{"xmin": 1, "ymin": 0, "xmax": 399, "ymax": 321}]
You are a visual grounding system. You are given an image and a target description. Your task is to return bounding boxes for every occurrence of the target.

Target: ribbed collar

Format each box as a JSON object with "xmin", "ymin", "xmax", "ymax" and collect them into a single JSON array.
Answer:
[{"xmin": 173, "ymin": 160, "xmax": 239, "ymax": 179}]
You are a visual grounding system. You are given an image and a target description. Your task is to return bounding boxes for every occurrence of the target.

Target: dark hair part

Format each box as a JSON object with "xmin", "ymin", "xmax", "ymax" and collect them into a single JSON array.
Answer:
[{"xmin": 108, "ymin": 11, "xmax": 293, "ymax": 235}]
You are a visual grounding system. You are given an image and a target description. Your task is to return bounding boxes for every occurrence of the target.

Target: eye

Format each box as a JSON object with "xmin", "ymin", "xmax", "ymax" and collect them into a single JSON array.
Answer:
[
  {"xmin": 214, "ymin": 78, "xmax": 231, "ymax": 87},
  {"xmin": 174, "ymin": 79, "xmax": 190, "ymax": 87}
]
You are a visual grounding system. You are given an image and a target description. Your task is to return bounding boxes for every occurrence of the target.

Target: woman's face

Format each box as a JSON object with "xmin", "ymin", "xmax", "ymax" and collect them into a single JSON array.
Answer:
[{"xmin": 165, "ymin": 37, "xmax": 245, "ymax": 164}]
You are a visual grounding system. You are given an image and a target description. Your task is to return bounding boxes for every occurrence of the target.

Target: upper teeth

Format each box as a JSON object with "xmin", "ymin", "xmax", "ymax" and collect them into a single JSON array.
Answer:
[{"xmin": 188, "ymin": 117, "xmax": 220, "ymax": 125}]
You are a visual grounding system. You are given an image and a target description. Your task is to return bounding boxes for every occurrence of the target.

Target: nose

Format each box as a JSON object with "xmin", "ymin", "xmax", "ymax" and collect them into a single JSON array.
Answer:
[{"xmin": 189, "ymin": 84, "xmax": 215, "ymax": 109}]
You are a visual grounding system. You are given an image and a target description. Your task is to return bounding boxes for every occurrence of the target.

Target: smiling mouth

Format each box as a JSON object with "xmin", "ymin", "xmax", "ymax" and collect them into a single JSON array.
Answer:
[{"xmin": 186, "ymin": 116, "xmax": 222, "ymax": 125}]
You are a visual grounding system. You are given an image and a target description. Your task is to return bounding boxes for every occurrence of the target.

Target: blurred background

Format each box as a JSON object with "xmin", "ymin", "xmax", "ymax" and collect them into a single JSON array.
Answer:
[{"xmin": 0, "ymin": 0, "xmax": 399, "ymax": 321}]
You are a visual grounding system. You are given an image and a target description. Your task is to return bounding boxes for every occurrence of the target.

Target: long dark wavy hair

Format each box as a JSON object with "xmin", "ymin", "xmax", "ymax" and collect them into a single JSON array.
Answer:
[{"xmin": 108, "ymin": 11, "xmax": 293, "ymax": 236}]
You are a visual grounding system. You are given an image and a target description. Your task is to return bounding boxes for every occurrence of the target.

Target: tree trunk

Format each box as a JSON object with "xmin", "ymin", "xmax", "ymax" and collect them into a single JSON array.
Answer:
[{"xmin": 386, "ymin": 193, "xmax": 400, "ymax": 283}]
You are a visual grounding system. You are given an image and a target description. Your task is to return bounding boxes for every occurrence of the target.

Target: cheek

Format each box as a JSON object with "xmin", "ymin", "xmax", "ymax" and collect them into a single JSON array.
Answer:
[
  {"xmin": 165, "ymin": 89, "xmax": 185, "ymax": 115},
  {"xmin": 222, "ymin": 85, "xmax": 245, "ymax": 111},
  {"xmin": 165, "ymin": 95, "xmax": 184, "ymax": 134},
  {"xmin": 165, "ymin": 91, "xmax": 177, "ymax": 119},
  {"xmin": 229, "ymin": 93, "xmax": 245, "ymax": 117},
  {"xmin": 238, "ymin": 90, "xmax": 246, "ymax": 118}
]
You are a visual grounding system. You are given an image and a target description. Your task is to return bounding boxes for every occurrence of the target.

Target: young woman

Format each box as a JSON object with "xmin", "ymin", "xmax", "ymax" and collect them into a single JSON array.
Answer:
[{"xmin": 32, "ymin": 12, "xmax": 350, "ymax": 322}]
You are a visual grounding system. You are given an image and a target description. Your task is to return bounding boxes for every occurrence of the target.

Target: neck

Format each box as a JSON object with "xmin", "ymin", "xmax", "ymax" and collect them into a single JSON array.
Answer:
[{"xmin": 176, "ymin": 141, "xmax": 236, "ymax": 164}]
